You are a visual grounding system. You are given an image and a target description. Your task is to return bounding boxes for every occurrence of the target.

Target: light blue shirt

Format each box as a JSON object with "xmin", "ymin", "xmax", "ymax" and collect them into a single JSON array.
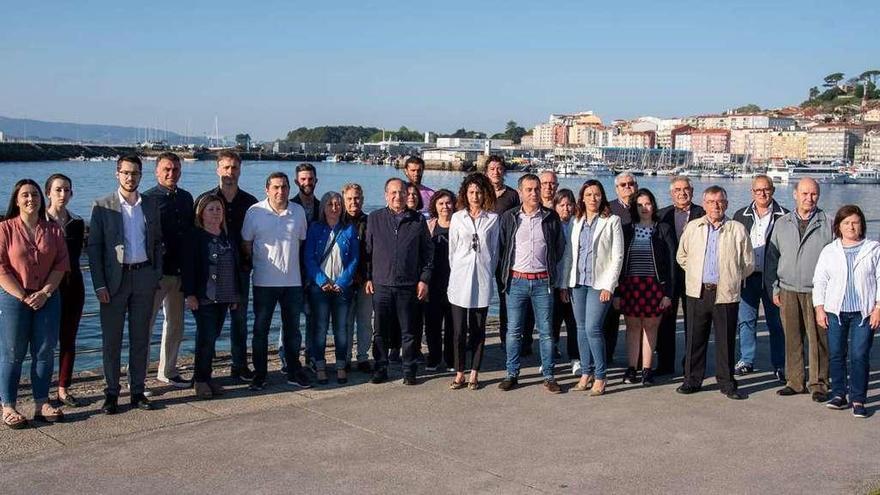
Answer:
[
  {"xmin": 701, "ymin": 220, "xmax": 723, "ymax": 284},
  {"xmin": 577, "ymin": 216, "xmax": 596, "ymax": 286},
  {"xmin": 841, "ymin": 242, "xmax": 864, "ymax": 312}
]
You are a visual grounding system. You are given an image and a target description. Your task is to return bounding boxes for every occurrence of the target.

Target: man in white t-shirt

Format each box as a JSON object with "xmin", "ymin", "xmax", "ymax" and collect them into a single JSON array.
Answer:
[{"xmin": 241, "ymin": 171, "xmax": 310, "ymax": 390}]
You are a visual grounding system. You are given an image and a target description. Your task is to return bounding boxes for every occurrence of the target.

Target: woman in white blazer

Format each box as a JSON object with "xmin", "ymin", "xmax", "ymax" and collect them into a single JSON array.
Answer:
[
  {"xmin": 813, "ymin": 205, "xmax": 880, "ymax": 418},
  {"xmin": 561, "ymin": 180, "xmax": 624, "ymax": 395},
  {"xmin": 447, "ymin": 173, "xmax": 500, "ymax": 390}
]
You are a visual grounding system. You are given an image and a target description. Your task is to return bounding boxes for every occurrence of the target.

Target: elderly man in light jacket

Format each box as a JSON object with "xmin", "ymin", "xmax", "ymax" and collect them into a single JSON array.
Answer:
[{"xmin": 675, "ymin": 185, "xmax": 754, "ymax": 400}]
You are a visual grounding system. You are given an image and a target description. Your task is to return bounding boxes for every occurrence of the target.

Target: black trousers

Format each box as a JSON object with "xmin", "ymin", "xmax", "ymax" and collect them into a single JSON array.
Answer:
[
  {"xmin": 656, "ymin": 282, "xmax": 688, "ymax": 373},
  {"xmin": 551, "ymin": 289, "xmax": 579, "ymax": 360},
  {"xmin": 602, "ymin": 305, "xmax": 622, "ymax": 362},
  {"xmin": 497, "ymin": 276, "xmax": 533, "ymax": 353},
  {"xmin": 450, "ymin": 305, "xmax": 488, "ymax": 372},
  {"xmin": 683, "ymin": 288, "xmax": 739, "ymax": 393},
  {"xmin": 372, "ymin": 285, "xmax": 418, "ymax": 375},
  {"xmin": 424, "ymin": 290, "xmax": 454, "ymax": 367}
]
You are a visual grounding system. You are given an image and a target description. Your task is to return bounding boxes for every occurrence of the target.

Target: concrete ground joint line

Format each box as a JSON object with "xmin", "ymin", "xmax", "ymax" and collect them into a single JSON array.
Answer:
[
  {"xmin": 34, "ymin": 427, "xmax": 67, "ymax": 447},
  {"xmin": 294, "ymin": 403, "xmax": 548, "ymax": 494}
]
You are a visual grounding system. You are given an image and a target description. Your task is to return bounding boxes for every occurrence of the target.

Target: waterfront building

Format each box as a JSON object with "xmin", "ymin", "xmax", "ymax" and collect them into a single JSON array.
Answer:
[
  {"xmin": 770, "ymin": 130, "xmax": 809, "ymax": 162},
  {"xmin": 532, "ymin": 123, "xmax": 556, "ymax": 149},
  {"xmin": 656, "ymin": 118, "xmax": 684, "ymax": 149},
  {"xmin": 864, "ymin": 107, "xmax": 880, "ymax": 122},
  {"xmin": 696, "ymin": 114, "xmax": 796, "ymax": 130},
  {"xmin": 690, "ymin": 129, "xmax": 730, "ymax": 153},
  {"xmin": 435, "ymin": 137, "xmax": 513, "ymax": 150},
  {"xmin": 730, "ymin": 129, "xmax": 774, "ymax": 163},
  {"xmin": 520, "ymin": 134, "xmax": 534, "ymax": 148},
  {"xmin": 854, "ymin": 130, "xmax": 880, "ymax": 166},
  {"xmin": 0, "ymin": 130, "xmax": 4, "ymax": 142},
  {"xmin": 612, "ymin": 130, "xmax": 655, "ymax": 149},
  {"xmin": 806, "ymin": 125, "xmax": 864, "ymax": 162}
]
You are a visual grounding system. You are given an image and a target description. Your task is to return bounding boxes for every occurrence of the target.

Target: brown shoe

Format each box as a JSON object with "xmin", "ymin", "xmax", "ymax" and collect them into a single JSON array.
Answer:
[
  {"xmin": 194, "ymin": 382, "xmax": 213, "ymax": 400},
  {"xmin": 573, "ymin": 375, "xmax": 594, "ymax": 391},
  {"xmin": 590, "ymin": 379, "xmax": 606, "ymax": 396},
  {"xmin": 543, "ymin": 379, "xmax": 562, "ymax": 394}
]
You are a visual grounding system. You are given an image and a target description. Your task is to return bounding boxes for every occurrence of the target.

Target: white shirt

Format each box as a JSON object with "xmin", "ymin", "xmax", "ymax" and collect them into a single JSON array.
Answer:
[
  {"xmin": 118, "ymin": 190, "xmax": 148, "ymax": 264},
  {"xmin": 749, "ymin": 206, "xmax": 773, "ymax": 272},
  {"xmin": 447, "ymin": 209, "xmax": 500, "ymax": 308},
  {"xmin": 242, "ymin": 199, "xmax": 307, "ymax": 287}
]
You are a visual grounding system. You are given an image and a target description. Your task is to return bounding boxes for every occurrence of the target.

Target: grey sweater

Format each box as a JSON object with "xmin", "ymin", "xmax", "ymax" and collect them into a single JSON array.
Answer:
[{"xmin": 764, "ymin": 209, "xmax": 833, "ymax": 294}]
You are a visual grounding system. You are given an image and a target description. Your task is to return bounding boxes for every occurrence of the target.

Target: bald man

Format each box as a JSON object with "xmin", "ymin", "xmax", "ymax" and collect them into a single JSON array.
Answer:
[{"xmin": 765, "ymin": 178, "xmax": 833, "ymax": 402}]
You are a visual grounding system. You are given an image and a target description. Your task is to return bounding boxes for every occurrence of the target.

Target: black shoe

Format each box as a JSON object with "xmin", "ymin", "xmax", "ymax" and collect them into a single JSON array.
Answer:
[
  {"xmin": 101, "ymin": 394, "xmax": 119, "ymax": 415},
  {"xmin": 774, "ymin": 368, "xmax": 786, "ymax": 383},
  {"xmin": 776, "ymin": 386, "xmax": 801, "ymax": 396},
  {"xmin": 811, "ymin": 391, "xmax": 829, "ymax": 403},
  {"xmin": 248, "ymin": 379, "xmax": 266, "ymax": 391},
  {"xmin": 853, "ymin": 404, "xmax": 868, "ymax": 418},
  {"xmin": 641, "ymin": 369, "xmax": 655, "ymax": 387},
  {"xmin": 356, "ymin": 361, "xmax": 372, "ymax": 373},
  {"xmin": 676, "ymin": 384, "xmax": 701, "ymax": 395},
  {"xmin": 498, "ymin": 377, "xmax": 518, "ymax": 391},
  {"xmin": 130, "ymin": 394, "xmax": 156, "ymax": 411},
  {"xmin": 231, "ymin": 367, "xmax": 254, "ymax": 382},
  {"xmin": 622, "ymin": 367, "xmax": 638, "ymax": 384},
  {"xmin": 58, "ymin": 393, "xmax": 85, "ymax": 408},
  {"xmin": 826, "ymin": 396, "xmax": 849, "ymax": 410},
  {"xmin": 370, "ymin": 369, "xmax": 388, "ymax": 384},
  {"xmin": 733, "ymin": 362, "xmax": 754, "ymax": 376},
  {"xmin": 724, "ymin": 390, "xmax": 747, "ymax": 400},
  {"xmin": 288, "ymin": 369, "xmax": 313, "ymax": 389},
  {"xmin": 402, "ymin": 375, "xmax": 418, "ymax": 386}
]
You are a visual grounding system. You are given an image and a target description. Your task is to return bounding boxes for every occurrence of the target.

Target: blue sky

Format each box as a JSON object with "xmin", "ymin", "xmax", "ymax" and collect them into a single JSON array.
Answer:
[{"xmin": 1, "ymin": 0, "xmax": 877, "ymax": 140}]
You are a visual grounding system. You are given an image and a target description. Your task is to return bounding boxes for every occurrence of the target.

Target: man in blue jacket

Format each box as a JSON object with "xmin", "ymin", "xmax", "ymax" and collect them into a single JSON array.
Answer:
[{"xmin": 365, "ymin": 178, "xmax": 434, "ymax": 385}]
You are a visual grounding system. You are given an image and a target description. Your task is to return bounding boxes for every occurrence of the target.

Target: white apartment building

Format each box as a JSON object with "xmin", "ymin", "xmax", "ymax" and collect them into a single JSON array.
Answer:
[
  {"xmin": 807, "ymin": 130, "xmax": 861, "ymax": 162},
  {"xmin": 435, "ymin": 137, "xmax": 513, "ymax": 150}
]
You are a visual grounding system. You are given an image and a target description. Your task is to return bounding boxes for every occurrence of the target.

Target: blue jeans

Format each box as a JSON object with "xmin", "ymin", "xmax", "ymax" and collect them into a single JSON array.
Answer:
[
  {"xmin": 570, "ymin": 285, "xmax": 610, "ymax": 379},
  {"xmin": 308, "ymin": 285, "xmax": 351, "ymax": 369},
  {"xmin": 252, "ymin": 286, "xmax": 303, "ymax": 381},
  {"xmin": 192, "ymin": 303, "xmax": 231, "ymax": 382},
  {"xmin": 736, "ymin": 272, "xmax": 784, "ymax": 369},
  {"xmin": 0, "ymin": 290, "xmax": 61, "ymax": 406},
  {"xmin": 828, "ymin": 311, "xmax": 875, "ymax": 403},
  {"xmin": 505, "ymin": 277, "xmax": 554, "ymax": 380}
]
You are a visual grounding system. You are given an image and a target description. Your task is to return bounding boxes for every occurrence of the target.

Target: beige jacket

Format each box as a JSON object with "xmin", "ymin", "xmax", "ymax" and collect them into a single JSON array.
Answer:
[{"xmin": 676, "ymin": 215, "xmax": 754, "ymax": 304}]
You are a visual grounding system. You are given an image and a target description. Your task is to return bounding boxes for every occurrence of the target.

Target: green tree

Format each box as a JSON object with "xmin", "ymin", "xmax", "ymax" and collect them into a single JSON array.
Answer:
[
  {"xmin": 823, "ymin": 72, "xmax": 845, "ymax": 88},
  {"xmin": 809, "ymin": 86, "xmax": 820, "ymax": 99},
  {"xmin": 860, "ymin": 69, "xmax": 880, "ymax": 87},
  {"xmin": 733, "ymin": 104, "xmax": 761, "ymax": 114}
]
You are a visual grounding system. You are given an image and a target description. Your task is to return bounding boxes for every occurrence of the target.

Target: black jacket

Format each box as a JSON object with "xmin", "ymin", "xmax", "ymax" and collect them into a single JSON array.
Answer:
[
  {"xmin": 733, "ymin": 200, "xmax": 788, "ymax": 274},
  {"xmin": 496, "ymin": 206, "xmax": 565, "ymax": 293},
  {"xmin": 619, "ymin": 222, "xmax": 677, "ymax": 298},
  {"xmin": 365, "ymin": 207, "xmax": 433, "ymax": 287},
  {"xmin": 657, "ymin": 203, "xmax": 705, "ymax": 297},
  {"xmin": 181, "ymin": 228, "xmax": 241, "ymax": 303},
  {"xmin": 142, "ymin": 184, "xmax": 194, "ymax": 276},
  {"xmin": 345, "ymin": 211, "xmax": 369, "ymax": 286}
]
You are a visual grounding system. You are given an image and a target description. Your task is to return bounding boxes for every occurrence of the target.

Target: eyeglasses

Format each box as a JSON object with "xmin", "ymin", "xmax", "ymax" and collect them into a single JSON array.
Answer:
[
  {"xmin": 471, "ymin": 233, "xmax": 480, "ymax": 252},
  {"xmin": 752, "ymin": 188, "xmax": 773, "ymax": 194},
  {"xmin": 617, "ymin": 181, "xmax": 636, "ymax": 188}
]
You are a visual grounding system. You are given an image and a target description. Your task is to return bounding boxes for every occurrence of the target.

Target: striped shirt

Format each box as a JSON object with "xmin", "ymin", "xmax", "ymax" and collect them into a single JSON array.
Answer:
[
  {"xmin": 841, "ymin": 242, "xmax": 864, "ymax": 312},
  {"xmin": 627, "ymin": 225, "xmax": 656, "ymax": 277}
]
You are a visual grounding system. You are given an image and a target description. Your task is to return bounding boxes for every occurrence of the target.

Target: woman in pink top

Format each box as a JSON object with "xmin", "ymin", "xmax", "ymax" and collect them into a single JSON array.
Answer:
[{"xmin": 0, "ymin": 179, "xmax": 69, "ymax": 429}]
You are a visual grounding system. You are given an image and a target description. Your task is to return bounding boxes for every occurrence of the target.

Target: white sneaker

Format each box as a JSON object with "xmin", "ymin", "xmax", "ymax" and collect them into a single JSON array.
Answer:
[{"xmin": 571, "ymin": 360, "xmax": 582, "ymax": 376}]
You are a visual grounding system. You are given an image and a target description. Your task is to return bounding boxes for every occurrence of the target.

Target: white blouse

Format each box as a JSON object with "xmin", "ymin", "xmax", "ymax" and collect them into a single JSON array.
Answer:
[{"xmin": 447, "ymin": 209, "xmax": 500, "ymax": 308}]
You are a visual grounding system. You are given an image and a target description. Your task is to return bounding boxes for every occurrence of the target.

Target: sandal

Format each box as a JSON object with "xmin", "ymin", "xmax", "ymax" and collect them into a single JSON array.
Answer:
[
  {"xmin": 2, "ymin": 409, "xmax": 28, "ymax": 429},
  {"xmin": 449, "ymin": 380, "xmax": 467, "ymax": 390},
  {"xmin": 573, "ymin": 376, "xmax": 594, "ymax": 391},
  {"xmin": 33, "ymin": 404, "xmax": 64, "ymax": 423},
  {"xmin": 590, "ymin": 379, "xmax": 607, "ymax": 397},
  {"xmin": 467, "ymin": 380, "xmax": 481, "ymax": 390}
]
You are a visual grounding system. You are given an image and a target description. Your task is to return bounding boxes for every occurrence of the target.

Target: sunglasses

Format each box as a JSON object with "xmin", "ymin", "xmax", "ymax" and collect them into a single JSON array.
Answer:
[
  {"xmin": 471, "ymin": 233, "xmax": 480, "ymax": 252},
  {"xmin": 617, "ymin": 181, "xmax": 636, "ymax": 188}
]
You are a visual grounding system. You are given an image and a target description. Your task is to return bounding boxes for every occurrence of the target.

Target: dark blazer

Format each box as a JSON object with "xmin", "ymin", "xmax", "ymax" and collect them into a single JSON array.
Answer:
[
  {"xmin": 733, "ymin": 200, "xmax": 788, "ymax": 236},
  {"xmin": 619, "ymin": 222, "xmax": 678, "ymax": 298},
  {"xmin": 657, "ymin": 203, "xmax": 704, "ymax": 297},
  {"xmin": 496, "ymin": 206, "xmax": 565, "ymax": 293},
  {"xmin": 365, "ymin": 207, "xmax": 433, "ymax": 287},
  {"xmin": 87, "ymin": 192, "xmax": 163, "ymax": 295},
  {"xmin": 181, "ymin": 228, "xmax": 241, "ymax": 302}
]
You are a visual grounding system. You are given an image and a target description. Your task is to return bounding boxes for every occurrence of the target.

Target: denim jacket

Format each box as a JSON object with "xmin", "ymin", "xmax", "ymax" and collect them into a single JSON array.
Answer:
[{"xmin": 304, "ymin": 221, "xmax": 360, "ymax": 290}]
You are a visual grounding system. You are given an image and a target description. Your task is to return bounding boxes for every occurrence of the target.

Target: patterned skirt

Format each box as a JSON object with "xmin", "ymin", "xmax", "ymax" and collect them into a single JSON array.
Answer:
[{"xmin": 619, "ymin": 276, "xmax": 666, "ymax": 318}]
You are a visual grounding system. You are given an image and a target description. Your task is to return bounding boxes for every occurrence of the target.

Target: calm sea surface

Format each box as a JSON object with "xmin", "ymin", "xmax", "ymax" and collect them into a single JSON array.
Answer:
[{"xmin": 2, "ymin": 160, "xmax": 878, "ymax": 371}]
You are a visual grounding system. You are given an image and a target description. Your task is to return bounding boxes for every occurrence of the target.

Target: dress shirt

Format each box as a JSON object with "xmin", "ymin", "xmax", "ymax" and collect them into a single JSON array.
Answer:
[
  {"xmin": 749, "ymin": 206, "xmax": 773, "ymax": 273},
  {"xmin": 702, "ymin": 220, "xmax": 723, "ymax": 284},
  {"xmin": 577, "ymin": 215, "xmax": 597, "ymax": 286},
  {"xmin": 118, "ymin": 190, "xmax": 148, "ymax": 264},
  {"xmin": 511, "ymin": 208, "xmax": 547, "ymax": 273},
  {"xmin": 447, "ymin": 209, "xmax": 499, "ymax": 308},
  {"xmin": 674, "ymin": 207, "xmax": 691, "ymax": 239}
]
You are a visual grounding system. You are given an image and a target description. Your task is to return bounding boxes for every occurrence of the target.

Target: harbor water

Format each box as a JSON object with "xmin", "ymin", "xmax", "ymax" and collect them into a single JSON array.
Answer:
[{"xmin": 1, "ymin": 159, "xmax": 878, "ymax": 372}]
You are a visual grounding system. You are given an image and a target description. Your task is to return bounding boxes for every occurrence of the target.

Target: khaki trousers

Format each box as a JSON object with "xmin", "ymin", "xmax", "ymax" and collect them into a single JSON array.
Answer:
[
  {"xmin": 779, "ymin": 289, "xmax": 829, "ymax": 393},
  {"xmin": 148, "ymin": 275, "xmax": 186, "ymax": 381}
]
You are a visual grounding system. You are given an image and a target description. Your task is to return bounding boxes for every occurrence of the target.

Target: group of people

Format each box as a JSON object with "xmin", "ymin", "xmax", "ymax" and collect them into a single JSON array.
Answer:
[{"xmin": 0, "ymin": 151, "xmax": 877, "ymax": 430}]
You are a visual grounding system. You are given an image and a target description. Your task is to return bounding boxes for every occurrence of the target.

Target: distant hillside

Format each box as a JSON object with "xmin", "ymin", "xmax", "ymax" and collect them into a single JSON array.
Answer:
[{"xmin": 0, "ymin": 115, "xmax": 209, "ymax": 145}]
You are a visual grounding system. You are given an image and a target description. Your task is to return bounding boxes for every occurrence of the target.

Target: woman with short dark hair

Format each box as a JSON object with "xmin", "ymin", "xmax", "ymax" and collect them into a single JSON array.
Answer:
[
  {"xmin": 424, "ymin": 189, "xmax": 456, "ymax": 371},
  {"xmin": 0, "ymin": 179, "xmax": 69, "ymax": 428},
  {"xmin": 813, "ymin": 205, "xmax": 880, "ymax": 418}
]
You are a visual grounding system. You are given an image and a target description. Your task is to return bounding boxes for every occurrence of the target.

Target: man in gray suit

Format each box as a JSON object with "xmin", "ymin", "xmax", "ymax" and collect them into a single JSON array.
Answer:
[{"xmin": 88, "ymin": 155, "xmax": 164, "ymax": 414}]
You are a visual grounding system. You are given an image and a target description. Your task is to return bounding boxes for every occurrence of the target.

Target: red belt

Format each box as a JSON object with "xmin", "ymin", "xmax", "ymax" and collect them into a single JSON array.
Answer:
[{"xmin": 511, "ymin": 270, "xmax": 549, "ymax": 280}]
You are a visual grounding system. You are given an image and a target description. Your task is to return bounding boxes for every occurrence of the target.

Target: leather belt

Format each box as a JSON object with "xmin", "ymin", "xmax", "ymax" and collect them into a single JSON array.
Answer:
[
  {"xmin": 122, "ymin": 261, "xmax": 151, "ymax": 271},
  {"xmin": 702, "ymin": 283, "xmax": 718, "ymax": 291},
  {"xmin": 511, "ymin": 270, "xmax": 549, "ymax": 280}
]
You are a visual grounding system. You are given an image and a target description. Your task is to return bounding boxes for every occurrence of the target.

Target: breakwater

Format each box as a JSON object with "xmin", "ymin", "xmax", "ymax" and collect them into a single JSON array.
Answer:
[{"xmin": 0, "ymin": 142, "xmax": 326, "ymax": 163}]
